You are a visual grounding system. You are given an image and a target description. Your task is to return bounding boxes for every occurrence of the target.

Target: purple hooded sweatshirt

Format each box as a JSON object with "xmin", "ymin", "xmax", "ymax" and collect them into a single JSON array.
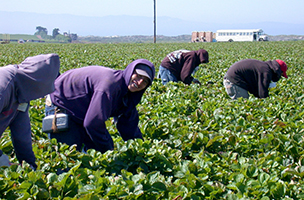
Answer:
[
  {"xmin": 160, "ymin": 49, "xmax": 209, "ymax": 84},
  {"xmin": 0, "ymin": 54, "xmax": 60, "ymax": 167},
  {"xmin": 50, "ymin": 59, "xmax": 155, "ymax": 153}
]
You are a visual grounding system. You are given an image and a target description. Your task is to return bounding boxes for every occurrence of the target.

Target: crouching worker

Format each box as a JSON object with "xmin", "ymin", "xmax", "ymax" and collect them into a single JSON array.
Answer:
[
  {"xmin": 44, "ymin": 59, "xmax": 155, "ymax": 153},
  {"xmin": 223, "ymin": 59, "xmax": 288, "ymax": 99},
  {"xmin": 0, "ymin": 54, "xmax": 60, "ymax": 169},
  {"xmin": 158, "ymin": 49, "xmax": 209, "ymax": 85}
]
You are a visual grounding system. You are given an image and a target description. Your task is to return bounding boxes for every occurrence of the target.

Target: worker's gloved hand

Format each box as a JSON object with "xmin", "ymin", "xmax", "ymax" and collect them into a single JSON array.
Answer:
[
  {"xmin": 192, "ymin": 78, "xmax": 201, "ymax": 85},
  {"xmin": 30, "ymin": 165, "xmax": 37, "ymax": 171},
  {"xmin": 0, "ymin": 154, "xmax": 10, "ymax": 167}
]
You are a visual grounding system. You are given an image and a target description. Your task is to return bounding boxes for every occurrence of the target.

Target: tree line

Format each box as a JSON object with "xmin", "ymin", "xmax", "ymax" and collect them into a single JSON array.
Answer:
[{"xmin": 35, "ymin": 26, "xmax": 78, "ymax": 42}]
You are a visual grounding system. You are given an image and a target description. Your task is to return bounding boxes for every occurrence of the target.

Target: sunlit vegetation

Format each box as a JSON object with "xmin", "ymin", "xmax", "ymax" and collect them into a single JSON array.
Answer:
[{"xmin": 0, "ymin": 41, "xmax": 303, "ymax": 199}]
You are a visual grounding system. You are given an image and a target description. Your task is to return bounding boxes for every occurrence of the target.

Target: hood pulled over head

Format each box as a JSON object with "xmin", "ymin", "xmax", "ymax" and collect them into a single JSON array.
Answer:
[
  {"xmin": 195, "ymin": 49, "xmax": 209, "ymax": 65},
  {"xmin": 15, "ymin": 53, "xmax": 60, "ymax": 103},
  {"xmin": 122, "ymin": 59, "xmax": 155, "ymax": 108},
  {"xmin": 266, "ymin": 60, "xmax": 285, "ymax": 82},
  {"xmin": 123, "ymin": 59, "xmax": 155, "ymax": 87}
]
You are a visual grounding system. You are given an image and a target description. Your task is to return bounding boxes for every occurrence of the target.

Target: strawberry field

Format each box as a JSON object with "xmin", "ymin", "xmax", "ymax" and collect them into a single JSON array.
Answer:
[{"xmin": 0, "ymin": 41, "xmax": 303, "ymax": 199}]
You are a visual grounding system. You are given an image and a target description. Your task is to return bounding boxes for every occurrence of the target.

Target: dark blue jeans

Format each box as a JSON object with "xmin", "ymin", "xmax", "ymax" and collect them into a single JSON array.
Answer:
[{"xmin": 158, "ymin": 66, "xmax": 178, "ymax": 85}]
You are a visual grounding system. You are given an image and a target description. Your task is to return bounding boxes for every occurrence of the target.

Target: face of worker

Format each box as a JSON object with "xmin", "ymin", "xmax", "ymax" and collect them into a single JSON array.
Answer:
[{"xmin": 128, "ymin": 71, "xmax": 150, "ymax": 92}]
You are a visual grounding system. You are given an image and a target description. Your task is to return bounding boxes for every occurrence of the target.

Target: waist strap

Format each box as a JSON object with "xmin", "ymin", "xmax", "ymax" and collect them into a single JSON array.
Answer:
[{"xmin": 45, "ymin": 94, "xmax": 67, "ymax": 113}]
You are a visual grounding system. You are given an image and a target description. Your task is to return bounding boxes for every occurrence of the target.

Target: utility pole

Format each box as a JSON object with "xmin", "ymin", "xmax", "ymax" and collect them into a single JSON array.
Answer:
[{"xmin": 153, "ymin": 0, "xmax": 156, "ymax": 43}]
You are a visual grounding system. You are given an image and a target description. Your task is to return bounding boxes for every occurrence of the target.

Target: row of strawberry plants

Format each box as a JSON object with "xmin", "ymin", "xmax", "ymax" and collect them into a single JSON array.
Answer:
[{"xmin": 0, "ymin": 41, "xmax": 303, "ymax": 199}]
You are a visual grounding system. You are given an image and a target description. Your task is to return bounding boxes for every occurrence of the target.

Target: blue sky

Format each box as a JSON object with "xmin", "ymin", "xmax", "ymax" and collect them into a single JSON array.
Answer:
[
  {"xmin": 0, "ymin": 0, "xmax": 303, "ymax": 36},
  {"xmin": 1, "ymin": 0, "xmax": 303, "ymax": 24}
]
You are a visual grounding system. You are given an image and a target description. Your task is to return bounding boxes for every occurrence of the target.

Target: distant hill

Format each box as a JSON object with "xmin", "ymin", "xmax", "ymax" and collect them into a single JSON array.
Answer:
[
  {"xmin": 78, "ymin": 34, "xmax": 304, "ymax": 43},
  {"xmin": 77, "ymin": 35, "xmax": 192, "ymax": 43},
  {"xmin": 0, "ymin": 34, "xmax": 46, "ymax": 43},
  {"xmin": 268, "ymin": 35, "xmax": 304, "ymax": 41},
  {"xmin": 0, "ymin": 11, "xmax": 303, "ymax": 37},
  {"xmin": 2, "ymin": 34, "xmax": 304, "ymax": 44},
  {"xmin": 1, "ymin": 34, "xmax": 41, "ymax": 40}
]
